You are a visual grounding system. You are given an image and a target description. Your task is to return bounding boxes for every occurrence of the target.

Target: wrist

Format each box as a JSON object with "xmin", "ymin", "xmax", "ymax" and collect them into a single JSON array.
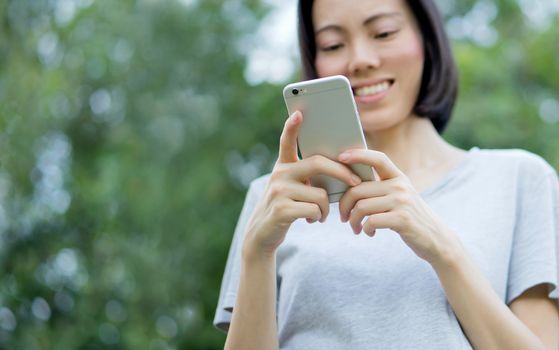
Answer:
[
  {"xmin": 429, "ymin": 228, "xmax": 469, "ymax": 272},
  {"xmin": 242, "ymin": 234, "xmax": 277, "ymax": 264}
]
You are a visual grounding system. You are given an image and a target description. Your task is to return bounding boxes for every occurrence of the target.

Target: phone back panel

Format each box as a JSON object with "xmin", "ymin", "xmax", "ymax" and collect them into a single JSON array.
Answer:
[{"xmin": 283, "ymin": 75, "xmax": 374, "ymax": 202}]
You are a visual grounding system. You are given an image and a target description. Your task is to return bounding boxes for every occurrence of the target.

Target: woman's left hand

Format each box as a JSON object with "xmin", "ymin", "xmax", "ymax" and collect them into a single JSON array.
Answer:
[{"xmin": 338, "ymin": 149, "xmax": 463, "ymax": 265}]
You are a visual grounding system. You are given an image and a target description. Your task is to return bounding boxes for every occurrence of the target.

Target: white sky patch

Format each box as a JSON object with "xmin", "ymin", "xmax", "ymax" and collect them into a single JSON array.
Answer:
[{"xmin": 244, "ymin": 0, "xmax": 298, "ymax": 85}]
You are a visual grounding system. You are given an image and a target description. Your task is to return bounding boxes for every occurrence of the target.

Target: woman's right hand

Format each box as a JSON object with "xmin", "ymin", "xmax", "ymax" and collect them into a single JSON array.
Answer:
[{"xmin": 242, "ymin": 111, "xmax": 362, "ymax": 259}]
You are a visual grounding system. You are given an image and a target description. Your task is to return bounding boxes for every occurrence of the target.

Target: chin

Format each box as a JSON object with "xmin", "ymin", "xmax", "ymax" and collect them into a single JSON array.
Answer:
[{"xmin": 359, "ymin": 110, "xmax": 408, "ymax": 133}]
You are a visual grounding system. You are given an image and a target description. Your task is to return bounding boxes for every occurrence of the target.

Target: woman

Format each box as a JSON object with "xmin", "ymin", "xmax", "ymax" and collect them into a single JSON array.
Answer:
[{"xmin": 215, "ymin": 0, "xmax": 559, "ymax": 349}]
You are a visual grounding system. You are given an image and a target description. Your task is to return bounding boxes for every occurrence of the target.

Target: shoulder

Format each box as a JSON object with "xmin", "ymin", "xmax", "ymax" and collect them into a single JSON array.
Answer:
[{"xmin": 473, "ymin": 148, "xmax": 557, "ymax": 179}]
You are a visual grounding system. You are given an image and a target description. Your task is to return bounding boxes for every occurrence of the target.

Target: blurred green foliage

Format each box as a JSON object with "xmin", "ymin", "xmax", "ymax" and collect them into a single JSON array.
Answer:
[{"xmin": 0, "ymin": 0, "xmax": 557, "ymax": 349}]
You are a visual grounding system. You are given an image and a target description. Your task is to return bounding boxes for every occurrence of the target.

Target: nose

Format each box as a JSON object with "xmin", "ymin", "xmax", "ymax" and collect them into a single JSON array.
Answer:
[{"xmin": 347, "ymin": 39, "xmax": 381, "ymax": 76}]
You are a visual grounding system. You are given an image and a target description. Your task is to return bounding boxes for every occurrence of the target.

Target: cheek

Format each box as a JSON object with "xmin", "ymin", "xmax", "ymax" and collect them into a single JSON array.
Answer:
[
  {"xmin": 390, "ymin": 35, "xmax": 425, "ymax": 85},
  {"xmin": 315, "ymin": 54, "xmax": 345, "ymax": 78},
  {"xmin": 315, "ymin": 57, "xmax": 328, "ymax": 77}
]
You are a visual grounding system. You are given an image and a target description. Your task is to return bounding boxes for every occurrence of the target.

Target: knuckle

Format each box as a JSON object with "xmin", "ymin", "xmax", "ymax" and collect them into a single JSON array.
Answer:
[
  {"xmin": 379, "ymin": 152, "xmax": 389, "ymax": 162},
  {"xmin": 371, "ymin": 150, "xmax": 386, "ymax": 161},
  {"xmin": 272, "ymin": 164, "xmax": 290, "ymax": 179},
  {"xmin": 269, "ymin": 182, "xmax": 287, "ymax": 197},
  {"xmin": 396, "ymin": 210, "xmax": 411, "ymax": 224},
  {"xmin": 313, "ymin": 204, "xmax": 322, "ymax": 217},
  {"xmin": 270, "ymin": 170, "xmax": 282, "ymax": 181},
  {"xmin": 306, "ymin": 155, "xmax": 320, "ymax": 166},
  {"xmin": 270, "ymin": 171, "xmax": 281, "ymax": 182},
  {"xmin": 272, "ymin": 200, "xmax": 291, "ymax": 218},
  {"xmin": 353, "ymin": 201, "xmax": 366, "ymax": 216},
  {"xmin": 392, "ymin": 181, "xmax": 408, "ymax": 193},
  {"xmin": 316, "ymin": 187, "xmax": 329, "ymax": 200},
  {"xmin": 394, "ymin": 193, "xmax": 410, "ymax": 206},
  {"xmin": 344, "ymin": 185, "xmax": 355, "ymax": 197}
]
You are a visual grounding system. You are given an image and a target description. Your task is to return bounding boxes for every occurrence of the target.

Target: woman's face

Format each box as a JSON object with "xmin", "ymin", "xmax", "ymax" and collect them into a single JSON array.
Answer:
[{"xmin": 313, "ymin": 0, "xmax": 424, "ymax": 133}]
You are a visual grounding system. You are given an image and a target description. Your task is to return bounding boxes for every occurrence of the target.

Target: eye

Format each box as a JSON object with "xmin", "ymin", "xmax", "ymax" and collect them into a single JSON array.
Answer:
[
  {"xmin": 375, "ymin": 30, "xmax": 397, "ymax": 39},
  {"xmin": 321, "ymin": 43, "xmax": 344, "ymax": 52}
]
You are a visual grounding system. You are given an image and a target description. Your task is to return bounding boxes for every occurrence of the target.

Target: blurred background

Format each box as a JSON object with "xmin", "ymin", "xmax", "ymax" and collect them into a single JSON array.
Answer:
[{"xmin": 0, "ymin": 0, "xmax": 557, "ymax": 348}]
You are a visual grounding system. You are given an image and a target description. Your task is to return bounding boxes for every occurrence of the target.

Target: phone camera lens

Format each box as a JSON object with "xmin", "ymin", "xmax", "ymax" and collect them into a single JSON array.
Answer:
[{"xmin": 292, "ymin": 89, "xmax": 299, "ymax": 95}]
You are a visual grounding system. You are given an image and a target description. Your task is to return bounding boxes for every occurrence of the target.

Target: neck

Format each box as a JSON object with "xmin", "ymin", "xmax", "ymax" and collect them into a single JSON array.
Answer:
[{"xmin": 364, "ymin": 116, "xmax": 459, "ymax": 175}]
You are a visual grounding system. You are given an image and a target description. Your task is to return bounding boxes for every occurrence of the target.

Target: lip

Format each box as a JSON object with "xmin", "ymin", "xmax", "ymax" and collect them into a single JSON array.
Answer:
[{"xmin": 352, "ymin": 78, "xmax": 394, "ymax": 105}]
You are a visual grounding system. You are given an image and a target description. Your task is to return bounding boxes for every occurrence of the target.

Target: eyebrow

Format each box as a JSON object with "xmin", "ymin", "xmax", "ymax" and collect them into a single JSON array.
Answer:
[{"xmin": 315, "ymin": 12, "xmax": 402, "ymax": 36}]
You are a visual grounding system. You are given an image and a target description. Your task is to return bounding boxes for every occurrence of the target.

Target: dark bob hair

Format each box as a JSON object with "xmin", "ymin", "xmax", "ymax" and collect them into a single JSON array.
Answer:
[{"xmin": 298, "ymin": 0, "xmax": 458, "ymax": 134}]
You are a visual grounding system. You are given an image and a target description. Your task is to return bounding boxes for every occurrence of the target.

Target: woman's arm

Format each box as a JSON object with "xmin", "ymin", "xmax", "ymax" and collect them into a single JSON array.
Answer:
[
  {"xmin": 224, "ymin": 244, "xmax": 278, "ymax": 350},
  {"xmin": 224, "ymin": 111, "xmax": 360, "ymax": 349},
  {"xmin": 433, "ymin": 240, "xmax": 558, "ymax": 350},
  {"xmin": 509, "ymin": 285, "xmax": 559, "ymax": 350},
  {"xmin": 336, "ymin": 149, "xmax": 559, "ymax": 350}
]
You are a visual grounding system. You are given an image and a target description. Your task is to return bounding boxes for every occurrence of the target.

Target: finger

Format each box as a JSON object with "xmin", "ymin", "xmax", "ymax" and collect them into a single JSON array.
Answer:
[
  {"xmin": 281, "ymin": 201, "xmax": 322, "ymax": 222},
  {"xmin": 362, "ymin": 212, "xmax": 397, "ymax": 236},
  {"xmin": 278, "ymin": 111, "xmax": 303, "ymax": 163},
  {"xmin": 290, "ymin": 155, "xmax": 362, "ymax": 187},
  {"xmin": 288, "ymin": 184, "xmax": 330, "ymax": 222},
  {"xmin": 348, "ymin": 196, "xmax": 393, "ymax": 234},
  {"xmin": 338, "ymin": 149, "xmax": 402, "ymax": 180},
  {"xmin": 339, "ymin": 180, "xmax": 392, "ymax": 222}
]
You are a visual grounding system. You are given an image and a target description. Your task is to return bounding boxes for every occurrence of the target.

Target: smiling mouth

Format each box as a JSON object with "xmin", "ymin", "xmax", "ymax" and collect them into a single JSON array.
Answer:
[{"xmin": 353, "ymin": 80, "xmax": 394, "ymax": 97}]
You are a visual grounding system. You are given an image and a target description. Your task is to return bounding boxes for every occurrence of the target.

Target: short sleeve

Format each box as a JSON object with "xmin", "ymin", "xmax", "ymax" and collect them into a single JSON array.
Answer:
[
  {"xmin": 506, "ymin": 161, "xmax": 559, "ymax": 304},
  {"xmin": 213, "ymin": 176, "xmax": 266, "ymax": 333}
]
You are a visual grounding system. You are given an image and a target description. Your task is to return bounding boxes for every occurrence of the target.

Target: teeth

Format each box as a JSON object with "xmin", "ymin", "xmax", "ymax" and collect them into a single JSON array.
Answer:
[{"xmin": 355, "ymin": 81, "xmax": 390, "ymax": 97}]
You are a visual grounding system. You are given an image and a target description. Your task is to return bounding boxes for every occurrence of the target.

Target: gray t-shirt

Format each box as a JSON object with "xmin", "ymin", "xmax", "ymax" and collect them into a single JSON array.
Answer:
[{"xmin": 214, "ymin": 147, "xmax": 559, "ymax": 349}]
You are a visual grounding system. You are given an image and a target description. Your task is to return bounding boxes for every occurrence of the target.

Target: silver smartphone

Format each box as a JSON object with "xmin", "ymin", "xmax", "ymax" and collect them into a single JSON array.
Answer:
[{"xmin": 283, "ymin": 75, "xmax": 375, "ymax": 203}]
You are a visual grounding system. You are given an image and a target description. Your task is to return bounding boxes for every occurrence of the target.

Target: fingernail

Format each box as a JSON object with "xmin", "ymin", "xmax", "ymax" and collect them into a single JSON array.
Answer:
[
  {"xmin": 351, "ymin": 174, "xmax": 361, "ymax": 185},
  {"xmin": 339, "ymin": 152, "xmax": 350, "ymax": 162}
]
